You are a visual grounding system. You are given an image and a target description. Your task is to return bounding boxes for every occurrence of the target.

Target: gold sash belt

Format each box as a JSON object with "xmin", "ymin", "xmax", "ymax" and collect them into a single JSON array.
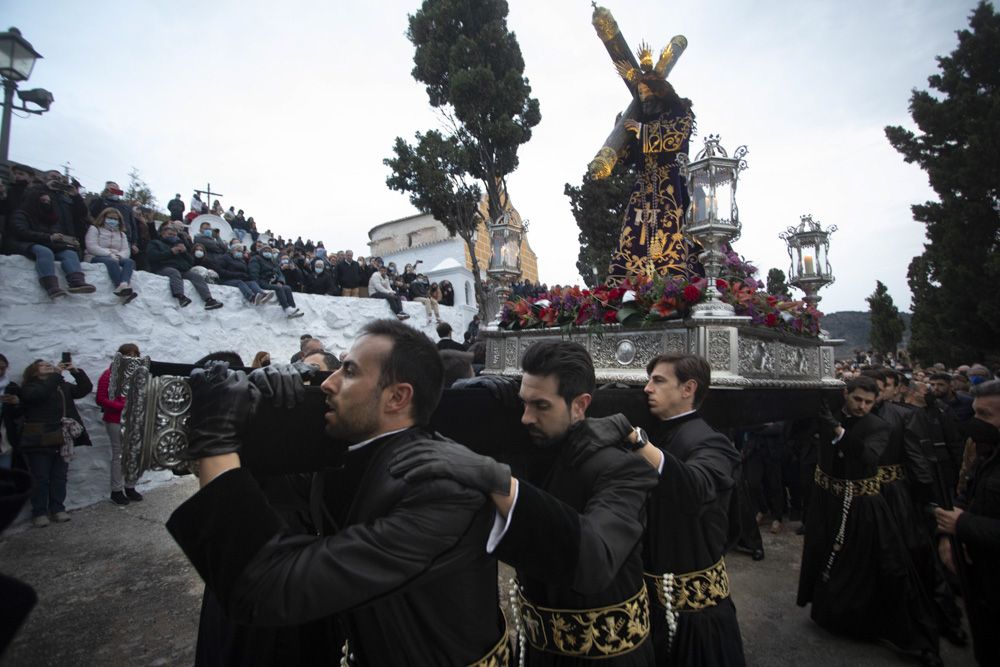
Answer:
[
  {"xmin": 517, "ymin": 585, "xmax": 650, "ymax": 658},
  {"xmin": 644, "ymin": 557, "xmax": 730, "ymax": 612},
  {"xmin": 814, "ymin": 467, "xmax": 880, "ymax": 497},
  {"xmin": 467, "ymin": 609, "xmax": 512, "ymax": 667},
  {"xmin": 876, "ymin": 464, "xmax": 906, "ymax": 484}
]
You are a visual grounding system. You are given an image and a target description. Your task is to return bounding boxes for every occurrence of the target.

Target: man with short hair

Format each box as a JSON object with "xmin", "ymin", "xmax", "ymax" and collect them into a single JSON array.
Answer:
[
  {"xmin": 628, "ymin": 354, "xmax": 746, "ymax": 665},
  {"xmin": 929, "ymin": 372, "xmax": 974, "ymax": 421},
  {"xmin": 369, "ymin": 264, "xmax": 409, "ymax": 319},
  {"xmin": 147, "ymin": 222, "xmax": 223, "ymax": 310},
  {"xmin": 167, "ymin": 319, "xmax": 509, "ymax": 665},
  {"xmin": 435, "ymin": 322, "xmax": 465, "ymax": 351},
  {"xmin": 195, "ymin": 221, "xmax": 227, "ymax": 256},
  {"xmin": 935, "ymin": 379, "xmax": 1000, "ymax": 665},
  {"xmin": 392, "ymin": 340, "xmax": 660, "ymax": 665},
  {"xmin": 336, "ymin": 249, "xmax": 362, "ymax": 297},
  {"xmin": 167, "ymin": 193, "xmax": 185, "ymax": 221},
  {"xmin": 798, "ymin": 376, "xmax": 942, "ymax": 666}
]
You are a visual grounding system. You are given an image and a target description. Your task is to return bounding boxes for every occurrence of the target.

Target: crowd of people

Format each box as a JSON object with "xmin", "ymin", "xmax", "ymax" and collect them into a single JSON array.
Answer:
[{"xmin": 0, "ymin": 166, "xmax": 471, "ymax": 321}]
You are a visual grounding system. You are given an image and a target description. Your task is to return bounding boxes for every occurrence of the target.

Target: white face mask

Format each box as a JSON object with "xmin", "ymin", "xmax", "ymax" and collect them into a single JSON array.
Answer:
[
  {"xmin": 314, "ymin": 266, "xmax": 324, "ymax": 274},
  {"xmin": 194, "ymin": 250, "xmax": 205, "ymax": 259}
]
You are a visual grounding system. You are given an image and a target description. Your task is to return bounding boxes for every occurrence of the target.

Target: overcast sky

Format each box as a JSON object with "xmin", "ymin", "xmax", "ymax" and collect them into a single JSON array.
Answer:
[{"xmin": 4, "ymin": 0, "xmax": 983, "ymax": 313}]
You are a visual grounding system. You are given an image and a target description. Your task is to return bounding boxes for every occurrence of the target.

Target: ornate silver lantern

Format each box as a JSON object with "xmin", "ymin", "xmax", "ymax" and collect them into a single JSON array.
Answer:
[
  {"xmin": 683, "ymin": 135, "xmax": 748, "ymax": 317},
  {"xmin": 486, "ymin": 210, "xmax": 525, "ymax": 323},
  {"xmin": 779, "ymin": 214, "xmax": 837, "ymax": 307}
]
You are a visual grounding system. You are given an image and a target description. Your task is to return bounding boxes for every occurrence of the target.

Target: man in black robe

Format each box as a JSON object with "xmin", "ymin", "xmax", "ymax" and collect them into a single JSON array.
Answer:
[
  {"xmin": 627, "ymin": 354, "xmax": 746, "ymax": 666},
  {"xmin": 935, "ymin": 380, "xmax": 1000, "ymax": 666},
  {"xmin": 797, "ymin": 376, "xmax": 942, "ymax": 666},
  {"xmin": 391, "ymin": 340, "xmax": 659, "ymax": 665},
  {"xmin": 166, "ymin": 319, "xmax": 509, "ymax": 666}
]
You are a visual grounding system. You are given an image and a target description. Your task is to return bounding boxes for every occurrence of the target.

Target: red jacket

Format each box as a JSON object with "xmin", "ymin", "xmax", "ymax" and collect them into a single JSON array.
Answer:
[{"xmin": 96, "ymin": 367, "xmax": 125, "ymax": 424}]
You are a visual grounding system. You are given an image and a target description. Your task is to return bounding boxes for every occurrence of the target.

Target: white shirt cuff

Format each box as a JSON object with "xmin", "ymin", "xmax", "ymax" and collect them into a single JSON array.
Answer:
[
  {"xmin": 656, "ymin": 449, "xmax": 666, "ymax": 475},
  {"xmin": 486, "ymin": 482, "xmax": 520, "ymax": 554}
]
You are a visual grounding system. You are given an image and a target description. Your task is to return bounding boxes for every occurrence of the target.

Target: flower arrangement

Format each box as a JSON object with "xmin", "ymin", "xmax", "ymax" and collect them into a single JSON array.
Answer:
[{"xmin": 498, "ymin": 254, "xmax": 823, "ymax": 337}]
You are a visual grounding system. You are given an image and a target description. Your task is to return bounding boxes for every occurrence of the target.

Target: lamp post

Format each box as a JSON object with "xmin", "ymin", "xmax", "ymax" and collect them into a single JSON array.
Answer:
[
  {"xmin": 0, "ymin": 27, "xmax": 51, "ymax": 169},
  {"xmin": 683, "ymin": 134, "xmax": 749, "ymax": 317},
  {"xmin": 779, "ymin": 214, "xmax": 837, "ymax": 307},
  {"xmin": 486, "ymin": 209, "xmax": 525, "ymax": 324}
]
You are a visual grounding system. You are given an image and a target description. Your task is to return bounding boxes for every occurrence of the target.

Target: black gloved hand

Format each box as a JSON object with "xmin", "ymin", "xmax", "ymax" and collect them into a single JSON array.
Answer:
[
  {"xmin": 185, "ymin": 362, "xmax": 259, "ymax": 459},
  {"xmin": 568, "ymin": 413, "xmax": 633, "ymax": 450},
  {"xmin": 248, "ymin": 362, "xmax": 314, "ymax": 409},
  {"xmin": 817, "ymin": 398, "xmax": 841, "ymax": 432},
  {"xmin": 450, "ymin": 375, "xmax": 521, "ymax": 410},
  {"xmin": 388, "ymin": 439, "xmax": 512, "ymax": 495}
]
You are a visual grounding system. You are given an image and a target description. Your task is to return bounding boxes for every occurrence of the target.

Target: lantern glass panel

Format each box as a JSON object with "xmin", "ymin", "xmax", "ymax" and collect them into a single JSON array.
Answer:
[
  {"xmin": 689, "ymin": 167, "xmax": 711, "ymax": 225},
  {"xmin": 0, "ymin": 37, "xmax": 37, "ymax": 81},
  {"xmin": 816, "ymin": 242, "xmax": 829, "ymax": 277},
  {"xmin": 712, "ymin": 165, "xmax": 736, "ymax": 225}
]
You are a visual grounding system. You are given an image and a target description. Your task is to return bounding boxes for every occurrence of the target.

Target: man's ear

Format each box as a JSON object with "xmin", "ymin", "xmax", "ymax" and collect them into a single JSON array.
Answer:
[
  {"xmin": 383, "ymin": 382, "xmax": 415, "ymax": 417},
  {"xmin": 571, "ymin": 393, "xmax": 592, "ymax": 422}
]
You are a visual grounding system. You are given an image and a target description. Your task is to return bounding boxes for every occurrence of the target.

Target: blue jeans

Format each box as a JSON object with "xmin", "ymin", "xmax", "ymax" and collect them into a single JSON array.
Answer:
[
  {"xmin": 222, "ymin": 279, "xmax": 262, "ymax": 302},
  {"xmin": 30, "ymin": 245, "xmax": 82, "ymax": 278},
  {"xmin": 233, "ymin": 228, "xmax": 248, "ymax": 243},
  {"xmin": 260, "ymin": 283, "xmax": 295, "ymax": 308},
  {"xmin": 90, "ymin": 255, "xmax": 135, "ymax": 285},
  {"xmin": 24, "ymin": 450, "xmax": 69, "ymax": 517}
]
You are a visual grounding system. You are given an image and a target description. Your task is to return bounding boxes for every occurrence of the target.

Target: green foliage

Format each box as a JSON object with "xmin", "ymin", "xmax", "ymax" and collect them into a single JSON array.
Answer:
[
  {"xmin": 765, "ymin": 268, "xmax": 792, "ymax": 300},
  {"xmin": 406, "ymin": 0, "xmax": 540, "ymax": 222},
  {"xmin": 867, "ymin": 281, "xmax": 906, "ymax": 356},
  {"xmin": 125, "ymin": 167, "xmax": 157, "ymax": 211},
  {"xmin": 384, "ymin": 131, "xmax": 486, "ymax": 309},
  {"xmin": 565, "ymin": 160, "xmax": 634, "ymax": 287},
  {"xmin": 885, "ymin": 1, "xmax": 1000, "ymax": 365}
]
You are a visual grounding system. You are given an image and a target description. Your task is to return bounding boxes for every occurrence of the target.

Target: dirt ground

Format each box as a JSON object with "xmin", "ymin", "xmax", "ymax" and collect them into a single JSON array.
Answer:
[{"xmin": 0, "ymin": 478, "xmax": 976, "ymax": 666}]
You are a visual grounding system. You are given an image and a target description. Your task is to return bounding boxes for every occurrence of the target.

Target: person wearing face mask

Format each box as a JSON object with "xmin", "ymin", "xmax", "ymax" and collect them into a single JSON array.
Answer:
[
  {"xmin": 279, "ymin": 254, "xmax": 305, "ymax": 292},
  {"xmin": 84, "ymin": 208, "xmax": 138, "ymax": 304},
  {"xmin": 215, "ymin": 243, "xmax": 273, "ymax": 306},
  {"xmin": 147, "ymin": 222, "xmax": 223, "ymax": 310},
  {"xmin": 10, "ymin": 188, "xmax": 96, "ymax": 298},
  {"xmin": 305, "ymin": 258, "xmax": 339, "ymax": 297},
  {"xmin": 196, "ymin": 221, "xmax": 227, "ymax": 256},
  {"xmin": 249, "ymin": 247, "xmax": 303, "ymax": 318},
  {"xmin": 89, "ymin": 180, "xmax": 139, "ymax": 256}
]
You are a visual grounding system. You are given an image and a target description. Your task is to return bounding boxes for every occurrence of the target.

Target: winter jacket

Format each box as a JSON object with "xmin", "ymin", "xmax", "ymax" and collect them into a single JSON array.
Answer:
[
  {"xmin": 249, "ymin": 255, "xmax": 282, "ymax": 285},
  {"xmin": 9, "ymin": 192, "xmax": 79, "ymax": 257},
  {"xmin": 84, "ymin": 225, "xmax": 131, "ymax": 261},
  {"xmin": 217, "ymin": 253, "xmax": 254, "ymax": 282},
  {"xmin": 147, "ymin": 237, "xmax": 194, "ymax": 273},
  {"xmin": 96, "ymin": 367, "xmax": 125, "ymax": 424}
]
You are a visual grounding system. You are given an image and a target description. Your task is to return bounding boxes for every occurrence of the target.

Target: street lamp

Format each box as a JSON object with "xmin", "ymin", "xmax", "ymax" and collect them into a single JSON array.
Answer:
[
  {"xmin": 0, "ymin": 27, "xmax": 51, "ymax": 168},
  {"xmin": 683, "ymin": 134, "xmax": 749, "ymax": 317},
  {"xmin": 779, "ymin": 214, "xmax": 837, "ymax": 307}
]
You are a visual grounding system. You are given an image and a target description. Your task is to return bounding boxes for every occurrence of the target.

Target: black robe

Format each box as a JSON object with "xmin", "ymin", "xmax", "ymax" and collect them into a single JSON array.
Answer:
[
  {"xmin": 168, "ymin": 427, "xmax": 505, "ymax": 667},
  {"xmin": 494, "ymin": 420, "xmax": 659, "ymax": 665},
  {"xmin": 644, "ymin": 412, "xmax": 746, "ymax": 667},
  {"xmin": 797, "ymin": 412, "xmax": 939, "ymax": 656}
]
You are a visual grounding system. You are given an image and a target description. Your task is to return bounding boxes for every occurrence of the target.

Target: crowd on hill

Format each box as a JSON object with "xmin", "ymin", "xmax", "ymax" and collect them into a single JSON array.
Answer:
[{"xmin": 0, "ymin": 165, "xmax": 522, "ymax": 322}]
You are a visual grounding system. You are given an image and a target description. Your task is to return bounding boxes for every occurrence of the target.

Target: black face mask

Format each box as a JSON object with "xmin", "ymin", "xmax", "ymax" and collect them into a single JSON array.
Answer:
[{"xmin": 39, "ymin": 202, "xmax": 53, "ymax": 212}]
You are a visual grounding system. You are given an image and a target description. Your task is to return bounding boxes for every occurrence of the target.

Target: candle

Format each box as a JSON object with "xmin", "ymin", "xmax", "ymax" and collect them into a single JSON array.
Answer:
[{"xmin": 803, "ymin": 255, "xmax": 814, "ymax": 276}]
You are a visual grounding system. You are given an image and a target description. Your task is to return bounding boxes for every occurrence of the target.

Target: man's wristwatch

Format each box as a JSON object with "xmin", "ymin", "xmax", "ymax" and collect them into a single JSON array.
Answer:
[{"xmin": 630, "ymin": 426, "xmax": 649, "ymax": 451}]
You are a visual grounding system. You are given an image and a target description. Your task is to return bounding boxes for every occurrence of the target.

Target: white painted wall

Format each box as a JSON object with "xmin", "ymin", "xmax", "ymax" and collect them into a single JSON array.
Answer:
[{"xmin": 0, "ymin": 254, "xmax": 470, "ymax": 515}]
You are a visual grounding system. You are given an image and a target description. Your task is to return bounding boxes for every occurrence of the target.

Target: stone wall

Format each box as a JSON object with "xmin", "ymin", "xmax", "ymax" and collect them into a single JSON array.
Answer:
[{"xmin": 0, "ymin": 254, "xmax": 474, "ymax": 515}]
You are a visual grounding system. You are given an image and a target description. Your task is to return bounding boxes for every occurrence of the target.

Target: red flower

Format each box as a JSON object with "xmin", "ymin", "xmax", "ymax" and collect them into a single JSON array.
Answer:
[
  {"xmin": 539, "ymin": 307, "xmax": 558, "ymax": 326},
  {"xmin": 765, "ymin": 313, "xmax": 778, "ymax": 327},
  {"xmin": 683, "ymin": 285, "xmax": 701, "ymax": 303},
  {"xmin": 716, "ymin": 278, "xmax": 728, "ymax": 291},
  {"xmin": 653, "ymin": 297, "xmax": 677, "ymax": 317},
  {"xmin": 603, "ymin": 309, "xmax": 618, "ymax": 323},
  {"xmin": 766, "ymin": 295, "xmax": 778, "ymax": 307}
]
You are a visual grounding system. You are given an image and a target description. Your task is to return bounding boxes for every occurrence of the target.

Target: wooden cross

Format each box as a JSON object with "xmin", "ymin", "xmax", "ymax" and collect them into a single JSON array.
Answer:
[
  {"xmin": 587, "ymin": 3, "xmax": 688, "ymax": 179},
  {"xmin": 194, "ymin": 183, "xmax": 224, "ymax": 204}
]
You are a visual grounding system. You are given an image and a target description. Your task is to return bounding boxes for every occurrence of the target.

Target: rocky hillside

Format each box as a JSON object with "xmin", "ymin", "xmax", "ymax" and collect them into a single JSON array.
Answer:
[{"xmin": 822, "ymin": 310, "xmax": 912, "ymax": 355}]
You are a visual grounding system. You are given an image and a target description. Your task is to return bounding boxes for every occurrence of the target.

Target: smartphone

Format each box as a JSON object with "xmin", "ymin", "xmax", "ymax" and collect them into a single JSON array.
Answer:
[{"xmin": 61, "ymin": 352, "xmax": 72, "ymax": 364}]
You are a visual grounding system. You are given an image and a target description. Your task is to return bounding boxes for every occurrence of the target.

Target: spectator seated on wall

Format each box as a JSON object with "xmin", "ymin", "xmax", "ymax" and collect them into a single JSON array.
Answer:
[
  {"xmin": 249, "ymin": 246, "xmax": 303, "ymax": 319},
  {"xmin": 85, "ymin": 207, "xmax": 138, "ymax": 304},
  {"xmin": 9, "ymin": 187, "xmax": 95, "ymax": 299},
  {"xmin": 215, "ymin": 243, "xmax": 273, "ymax": 307},
  {"xmin": 147, "ymin": 222, "xmax": 223, "ymax": 310}
]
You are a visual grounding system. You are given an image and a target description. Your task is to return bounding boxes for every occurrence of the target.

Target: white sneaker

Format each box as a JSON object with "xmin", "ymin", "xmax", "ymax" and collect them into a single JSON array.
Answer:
[
  {"xmin": 286, "ymin": 308, "xmax": 304, "ymax": 319},
  {"xmin": 260, "ymin": 291, "xmax": 276, "ymax": 304}
]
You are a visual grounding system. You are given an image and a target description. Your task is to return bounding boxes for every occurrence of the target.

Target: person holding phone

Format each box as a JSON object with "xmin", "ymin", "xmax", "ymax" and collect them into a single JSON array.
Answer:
[{"xmin": 18, "ymin": 356, "xmax": 93, "ymax": 526}]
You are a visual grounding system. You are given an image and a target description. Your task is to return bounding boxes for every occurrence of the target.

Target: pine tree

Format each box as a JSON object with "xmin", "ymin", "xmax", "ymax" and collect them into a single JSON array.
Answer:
[
  {"xmin": 885, "ymin": 1, "xmax": 1000, "ymax": 365},
  {"xmin": 125, "ymin": 167, "xmax": 157, "ymax": 211},
  {"xmin": 766, "ymin": 268, "xmax": 792, "ymax": 300},
  {"xmin": 867, "ymin": 280, "xmax": 906, "ymax": 356},
  {"xmin": 386, "ymin": 0, "xmax": 541, "ymax": 314},
  {"xmin": 564, "ymin": 160, "xmax": 634, "ymax": 287}
]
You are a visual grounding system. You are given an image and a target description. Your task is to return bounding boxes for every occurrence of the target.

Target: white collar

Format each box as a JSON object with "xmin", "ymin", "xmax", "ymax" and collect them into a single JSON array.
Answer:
[
  {"xmin": 347, "ymin": 427, "xmax": 410, "ymax": 453},
  {"xmin": 664, "ymin": 409, "xmax": 697, "ymax": 423}
]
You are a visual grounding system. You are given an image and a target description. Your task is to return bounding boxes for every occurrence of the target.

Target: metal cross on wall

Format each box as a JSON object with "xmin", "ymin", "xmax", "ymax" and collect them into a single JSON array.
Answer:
[{"xmin": 194, "ymin": 183, "xmax": 224, "ymax": 204}]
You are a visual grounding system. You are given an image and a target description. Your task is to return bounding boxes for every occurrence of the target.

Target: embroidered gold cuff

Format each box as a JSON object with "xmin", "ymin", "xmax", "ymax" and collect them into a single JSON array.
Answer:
[
  {"xmin": 517, "ymin": 585, "xmax": 650, "ymax": 659},
  {"xmin": 644, "ymin": 557, "xmax": 730, "ymax": 612},
  {"xmin": 814, "ymin": 467, "xmax": 880, "ymax": 497}
]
